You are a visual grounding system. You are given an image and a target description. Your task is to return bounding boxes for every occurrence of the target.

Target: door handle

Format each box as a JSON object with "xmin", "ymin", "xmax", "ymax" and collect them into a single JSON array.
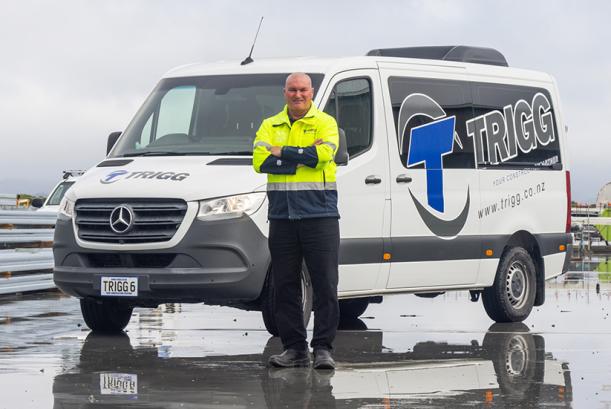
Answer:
[
  {"xmin": 396, "ymin": 174, "xmax": 412, "ymax": 184},
  {"xmin": 365, "ymin": 175, "xmax": 382, "ymax": 185}
]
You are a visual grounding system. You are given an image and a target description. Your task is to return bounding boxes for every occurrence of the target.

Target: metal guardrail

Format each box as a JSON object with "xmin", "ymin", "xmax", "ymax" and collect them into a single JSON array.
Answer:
[
  {"xmin": 0, "ymin": 229, "xmax": 54, "ymax": 243},
  {"xmin": 0, "ymin": 210, "xmax": 57, "ymax": 225},
  {"xmin": 0, "ymin": 249, "xmax": 54, "ymax": 272},
  {"xmin": 0, "ymin": 273, "xmax": 55, "ymax": 295},
  {"xmin": 0, "ymin": 210, "xmax": 56, "ymax": 295},
  {"xmin": 573, "ymin": 216, "xmax": 611, "ymax": 226}
]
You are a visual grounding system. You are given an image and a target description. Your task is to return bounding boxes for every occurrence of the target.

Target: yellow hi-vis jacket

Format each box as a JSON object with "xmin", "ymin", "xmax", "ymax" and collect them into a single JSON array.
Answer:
[{"xmin": 253, "ymin": 104, "xmax": 339, "ymax": 220}]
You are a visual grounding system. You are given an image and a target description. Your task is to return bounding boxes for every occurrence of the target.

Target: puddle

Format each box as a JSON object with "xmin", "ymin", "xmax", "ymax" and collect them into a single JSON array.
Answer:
[{"xmin": 0, "ymin": 259, "xmax": 610, "ymax": 407}]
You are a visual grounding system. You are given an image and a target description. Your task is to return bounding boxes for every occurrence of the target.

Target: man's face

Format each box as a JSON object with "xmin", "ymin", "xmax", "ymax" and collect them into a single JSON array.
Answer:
[{"xmin": 284, "ymin": 75, "xmax": 314, "ymax": 113}]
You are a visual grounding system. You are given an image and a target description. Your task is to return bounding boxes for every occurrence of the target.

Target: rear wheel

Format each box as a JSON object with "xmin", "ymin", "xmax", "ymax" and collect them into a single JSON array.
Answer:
[
  {"xmin": 80, "ymin": 298, "xmax": 133, "ymax": 333},
  {"xmin": 260, "ymin": 265, "xmax": 313, "ymax": 336},
  {"xmin": 482, "ymin": 247, "xmax": 536, "ymax": 322},
  {"xmin": 339, "ymin": 298, "xmax": 370, "ymax": 321}
]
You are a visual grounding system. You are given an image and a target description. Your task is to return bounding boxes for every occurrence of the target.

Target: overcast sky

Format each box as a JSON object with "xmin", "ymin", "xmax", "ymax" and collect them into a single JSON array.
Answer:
[{"xmin": 0, "ymin": 0, "xmax": 609, "ymax": 202}]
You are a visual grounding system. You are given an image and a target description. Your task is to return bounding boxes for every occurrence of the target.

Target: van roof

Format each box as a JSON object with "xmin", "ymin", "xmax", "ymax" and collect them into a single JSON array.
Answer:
[{"xmin": 163, "ymin": 55, "xmax": 554, "ymax": 84}]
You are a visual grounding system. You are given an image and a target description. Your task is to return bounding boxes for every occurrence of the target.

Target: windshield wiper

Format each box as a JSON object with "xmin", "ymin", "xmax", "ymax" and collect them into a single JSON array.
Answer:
[
  {"xmin": 121, "ymin": 151, "xmax": 253, "ymax": 157},
  {"xmin": 210, "ymin": 151, "xmax": 253, "ymax": 156},
  {"xmin": 162, "ymin": 151, "xmax": 251, "ymax": 156},
  {"xmin": 122, "ymin": 151, "xmax": 187, "ymax": 157}
]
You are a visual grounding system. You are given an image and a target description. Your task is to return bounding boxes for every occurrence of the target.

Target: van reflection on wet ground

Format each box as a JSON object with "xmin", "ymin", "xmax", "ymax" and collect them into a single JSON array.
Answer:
[
  {"xmin": 49, "ymin": 320, "xmax": 571, "ymax": 409},
  {"xmin": 4, "ymin": 271, "xmax": 611, "ymax": 408}
]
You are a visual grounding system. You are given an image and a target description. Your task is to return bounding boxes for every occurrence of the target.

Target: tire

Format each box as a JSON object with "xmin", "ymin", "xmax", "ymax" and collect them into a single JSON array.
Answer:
[
  {"xmin": 80, "ymin": 298, "xmax": 133, "ymax": 333},
  {"xmin": 260, "ymin": 264, "xmax": 313, "ymax": 337},
  {"xmin": 482, "ymin": 247, "xmax": 537, "ymax": 322},
  {"xmin": 483, "ymin": 323, "xmax": 541, "ymax": 402},
  {"xmin": 339, "ymin": 298, "xmax": 369, "ymax": 321}
]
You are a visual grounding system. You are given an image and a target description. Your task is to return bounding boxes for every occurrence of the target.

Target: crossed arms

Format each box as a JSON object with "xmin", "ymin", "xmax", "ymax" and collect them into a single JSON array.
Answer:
[{"xmin": 253, "ymin": 120, "xmax": 338, "ymax": 175}]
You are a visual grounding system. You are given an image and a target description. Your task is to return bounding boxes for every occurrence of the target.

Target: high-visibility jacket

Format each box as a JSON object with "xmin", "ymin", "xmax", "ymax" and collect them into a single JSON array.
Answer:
[{"xmin": 253, "ymin": 104, "xmax": 339, "ymax": 220}]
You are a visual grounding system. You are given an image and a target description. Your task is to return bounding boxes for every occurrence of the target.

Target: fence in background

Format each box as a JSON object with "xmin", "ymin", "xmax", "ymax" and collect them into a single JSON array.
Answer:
[
  {"xmin": 0, "ymin": 210, "xmax": 56, "ymax": 295},
  {"xmin": 572, "ymin": 213, "xmax": 610, "ymax": 257}
]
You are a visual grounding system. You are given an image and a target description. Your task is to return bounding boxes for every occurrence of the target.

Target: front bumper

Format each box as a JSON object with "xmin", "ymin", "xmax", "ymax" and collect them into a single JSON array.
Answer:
[{"xmin": 53, "ymin": 213, "xmax": 270, "ymax": 306}]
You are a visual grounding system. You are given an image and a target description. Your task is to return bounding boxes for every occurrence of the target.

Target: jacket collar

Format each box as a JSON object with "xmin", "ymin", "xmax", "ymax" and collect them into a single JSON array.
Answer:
[{"xmin": 271, "ymin": 103, "xmax": 319, "ymax": 126}]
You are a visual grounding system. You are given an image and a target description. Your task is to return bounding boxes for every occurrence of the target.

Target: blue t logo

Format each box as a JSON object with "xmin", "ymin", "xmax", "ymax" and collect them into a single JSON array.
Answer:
[{"xmin": 407, "ymin": 116, "xmax": 456, "ymax": 212}]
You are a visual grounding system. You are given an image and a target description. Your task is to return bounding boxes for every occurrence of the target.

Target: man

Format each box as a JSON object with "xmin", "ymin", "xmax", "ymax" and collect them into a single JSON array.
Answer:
[{"xmin": 253, "ymin": 72, "xmax": 340, "ymax": 369}]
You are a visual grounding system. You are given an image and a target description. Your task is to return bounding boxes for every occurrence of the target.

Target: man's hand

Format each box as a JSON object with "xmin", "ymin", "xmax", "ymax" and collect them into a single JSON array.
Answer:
[
  {"xmin": 269, "ymin": 146, "xmax": 282, "ymax": 157},
  {"xmin": 268, "ymin": 140, "xmax": 321, "ymax": 163}
]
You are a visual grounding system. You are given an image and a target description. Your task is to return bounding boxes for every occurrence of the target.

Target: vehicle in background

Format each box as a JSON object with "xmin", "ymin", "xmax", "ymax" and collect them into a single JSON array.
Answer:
[{"xmin": 32, "ymin": 170, "xmax": 84, "ymax": 213}]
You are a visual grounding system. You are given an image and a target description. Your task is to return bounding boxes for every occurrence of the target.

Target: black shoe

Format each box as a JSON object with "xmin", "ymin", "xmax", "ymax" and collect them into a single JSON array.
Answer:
[
  {"xmin": 268, "ymin": 349, "xmax": 310, "ymax": 368},
  {"xmin": 313, "ymin": 349, "xmax": 335, "ymax": 370}
]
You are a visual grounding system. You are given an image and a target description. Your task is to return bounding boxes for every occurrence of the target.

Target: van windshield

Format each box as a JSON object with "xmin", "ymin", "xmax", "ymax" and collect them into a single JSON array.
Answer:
[
  {"xmin": 45, "ymin": 181, "xmax": 75, "ymax": 206},
  {"xmin": 110, "ymin": 74, "xmax": 324, "ymax": 157}
]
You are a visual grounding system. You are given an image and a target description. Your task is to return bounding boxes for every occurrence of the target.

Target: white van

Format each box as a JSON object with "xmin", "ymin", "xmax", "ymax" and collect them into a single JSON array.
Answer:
[
  {"xmin": 53, "ymin": 46, "xmax": 572, "ymax": 333},
  {"xmin": 34, "ymin": 171, "xmax": 83, "ymax": 213}
]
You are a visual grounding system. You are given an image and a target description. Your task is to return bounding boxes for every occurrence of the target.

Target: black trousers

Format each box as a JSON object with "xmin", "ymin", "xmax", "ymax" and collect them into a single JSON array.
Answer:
[{"xmin": 268, "ymin": 217, "xmax": 340, "ymax": 351}]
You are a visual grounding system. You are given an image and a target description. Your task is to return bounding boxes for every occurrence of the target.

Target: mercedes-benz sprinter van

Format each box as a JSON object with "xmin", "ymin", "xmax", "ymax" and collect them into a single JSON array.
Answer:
[{"xmin": 53, "ymin": 46, "xmax": 572, "ymax": 334}]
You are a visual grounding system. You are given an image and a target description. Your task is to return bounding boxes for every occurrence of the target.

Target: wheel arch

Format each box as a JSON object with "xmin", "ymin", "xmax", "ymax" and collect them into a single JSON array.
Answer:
[{"xmin": 503, "ymin": 230, "xmax": 545, "ymax": 307}]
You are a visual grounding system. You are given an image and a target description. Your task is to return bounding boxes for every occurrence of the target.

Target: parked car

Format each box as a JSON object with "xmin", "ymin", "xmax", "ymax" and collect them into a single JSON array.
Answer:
[{"xmin": 32, "ymin": 170, "xmax": 84, "ymax": 213}]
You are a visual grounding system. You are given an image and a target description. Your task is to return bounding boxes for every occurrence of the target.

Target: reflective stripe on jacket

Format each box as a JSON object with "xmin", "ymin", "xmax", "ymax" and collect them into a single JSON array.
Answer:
[{"xmin": 253, "ymin": 104, "xmax": 339, "ymax": 220}]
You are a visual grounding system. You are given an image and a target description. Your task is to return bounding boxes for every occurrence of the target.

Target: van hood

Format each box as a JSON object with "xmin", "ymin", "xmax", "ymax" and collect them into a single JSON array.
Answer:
[{"xmin": 69, "ymin": 157, "xmax": 267, "ymax": 202}]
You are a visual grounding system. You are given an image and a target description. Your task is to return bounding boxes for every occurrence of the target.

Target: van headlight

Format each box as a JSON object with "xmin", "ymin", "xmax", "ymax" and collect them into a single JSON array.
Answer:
[
  {"xmin": 59, "ymin": 197, "xmax": 75, "ymax": 218},
  {"xmin": 197, "ymin": 192, "xmax": 266, "ymax": 221}
]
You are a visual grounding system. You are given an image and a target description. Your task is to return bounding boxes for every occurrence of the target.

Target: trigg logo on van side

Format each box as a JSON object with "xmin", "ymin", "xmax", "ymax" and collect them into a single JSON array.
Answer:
[
  {"xmin": 466, "ymin": 92, "xmax": 555, "ymax": 165},
  {"xmin": 399, "ymin": 94, "xmax": 470, "ymax": 238},
  {"xmin": 399, "ymin": 92, "xmax": 556, "ymax": 238},
  {"xmin": 100, "ymin": 170, "xmax": 190, "ymax": 184}
]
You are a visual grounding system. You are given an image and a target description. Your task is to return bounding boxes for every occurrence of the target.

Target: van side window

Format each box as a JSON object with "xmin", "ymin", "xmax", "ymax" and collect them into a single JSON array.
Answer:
[
  {"xmin": 324, "ymin": 78, "xmax": 372, "ymax": 158},
  {"xmin": 471, "ymin": 83, "xmax": 562, "ymax": 168},
  {"xmin": 138, "ymin": 115, "xmax": 153, "ymax": 148},
  {"xmin": 388, "ymin": 77, "xmax": 475, "ymax": 169}
]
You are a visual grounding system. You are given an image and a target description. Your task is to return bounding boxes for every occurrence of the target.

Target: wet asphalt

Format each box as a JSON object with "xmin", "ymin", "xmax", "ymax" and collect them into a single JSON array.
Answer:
[{"xmin": 0, "ymin": 272, "xmax": 610, "ymax": 408}]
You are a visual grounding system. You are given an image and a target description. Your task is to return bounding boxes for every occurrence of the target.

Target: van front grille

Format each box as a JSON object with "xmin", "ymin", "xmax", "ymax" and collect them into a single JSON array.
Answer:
[{"xmin": 75, "ymin": 199, "xmax": 188, "ymax": 244}]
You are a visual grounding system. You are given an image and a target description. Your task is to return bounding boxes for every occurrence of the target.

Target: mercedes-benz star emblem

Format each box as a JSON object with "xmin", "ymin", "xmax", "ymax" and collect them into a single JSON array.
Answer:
[{"xmin": 109, "ymin": 205, "xmax": 134, "ymax": 234}]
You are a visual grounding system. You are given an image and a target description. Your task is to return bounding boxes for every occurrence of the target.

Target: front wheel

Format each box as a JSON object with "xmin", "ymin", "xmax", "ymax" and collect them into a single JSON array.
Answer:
[
  {"xmin": 80, "ymin": 298, "xmax": 133, "ymax": 333},
  {"xmin": 482, "ymin": 247, "xmax": 536, "ymax": 322},
  {"xmin": 260, "ymin": 265, "xmax": 313, "ymax": 336}
]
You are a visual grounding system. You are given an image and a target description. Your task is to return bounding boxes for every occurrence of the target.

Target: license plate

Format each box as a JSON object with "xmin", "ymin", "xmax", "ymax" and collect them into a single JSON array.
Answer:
[
  {"xmin": 100, "ymin": 277, "xmax": 138, "ymax": 297},
  {"xmin": 100, "ymin": 373, "xmax": 138, "ymax": 395}
]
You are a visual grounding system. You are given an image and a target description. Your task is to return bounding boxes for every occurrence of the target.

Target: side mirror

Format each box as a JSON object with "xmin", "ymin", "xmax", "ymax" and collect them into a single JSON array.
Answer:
[
  {"xmin": 335, "ymin": 128, "xmax": 349, "ymax": 166},
  {"xmin": 107, "ymin": 131, "xmax": 122, "ymax": 155},
  {"xmin": 31, "ymin": 198, "xmax": 44, "ymax": 208}
]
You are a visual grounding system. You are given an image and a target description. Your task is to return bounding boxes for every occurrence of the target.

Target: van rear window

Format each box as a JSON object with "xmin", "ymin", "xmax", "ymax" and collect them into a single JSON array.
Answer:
[{"xmin": 471, "ymin": 83, "xmax": 562, "ymax": 169}]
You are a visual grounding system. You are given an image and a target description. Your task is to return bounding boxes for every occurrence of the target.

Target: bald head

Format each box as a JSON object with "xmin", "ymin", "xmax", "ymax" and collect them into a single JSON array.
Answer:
[
  {"xmin": 284, "ymin": 72, "xmax": 314, "ymax": 119},
  {"xmin": 285, "ymin": 72, "xmax": 312, "ymax": 88}
]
